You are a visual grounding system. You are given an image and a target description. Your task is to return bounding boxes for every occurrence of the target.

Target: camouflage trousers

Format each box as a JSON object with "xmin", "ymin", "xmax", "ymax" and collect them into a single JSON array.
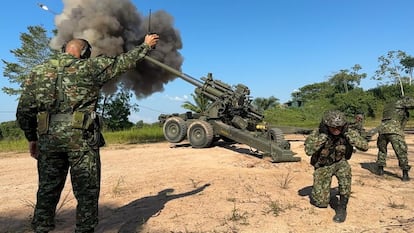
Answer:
[
  {"xmin": 31, "ymin": 149, "xmax": 101, "ymax": 233},
  {"xmin": 311, "ymin": 159, "xmax": 351, "ymax": 207},
  {"xmin": 377, "ymin": 133, "xmax": 411, "ymax": 170}
]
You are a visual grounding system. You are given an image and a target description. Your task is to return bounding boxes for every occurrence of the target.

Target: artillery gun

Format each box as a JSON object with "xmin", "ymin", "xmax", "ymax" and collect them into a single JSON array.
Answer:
[{"xmin": 144, "ymin": 55, "xmax": 301, "ymax": 162}]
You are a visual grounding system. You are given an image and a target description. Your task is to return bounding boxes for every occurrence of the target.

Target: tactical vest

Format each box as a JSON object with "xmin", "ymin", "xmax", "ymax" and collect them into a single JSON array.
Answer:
[{"xmin": 36, "ymin": 59, "xmax": 98, "ymax": 134}]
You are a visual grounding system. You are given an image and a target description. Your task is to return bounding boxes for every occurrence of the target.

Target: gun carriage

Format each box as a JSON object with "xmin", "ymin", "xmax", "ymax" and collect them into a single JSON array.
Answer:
[{"xmin": 144, "ymin": 55, "xmax": 300, "ymax": 162}]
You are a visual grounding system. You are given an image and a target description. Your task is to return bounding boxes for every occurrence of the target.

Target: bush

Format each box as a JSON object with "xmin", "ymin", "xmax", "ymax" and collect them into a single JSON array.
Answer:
[{"xmin": 0, "ymin": 121, "xmax": 24, "ymax": 140}]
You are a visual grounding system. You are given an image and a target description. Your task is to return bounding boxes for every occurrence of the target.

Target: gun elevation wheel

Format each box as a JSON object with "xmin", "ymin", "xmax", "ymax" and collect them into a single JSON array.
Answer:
[
  {"xmin": 187, "ymin": 120, "xmax": 214, "ymax": 148},
  {"xmin": 163, "ymin": 117, "xmax": 187, "ymax": 143}
]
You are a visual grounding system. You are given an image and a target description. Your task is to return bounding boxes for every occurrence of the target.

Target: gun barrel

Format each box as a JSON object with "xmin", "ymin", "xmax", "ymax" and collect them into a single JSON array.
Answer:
[{"xmin": 143, "ymin": 55, "xmax": 202, "ymax": 88}]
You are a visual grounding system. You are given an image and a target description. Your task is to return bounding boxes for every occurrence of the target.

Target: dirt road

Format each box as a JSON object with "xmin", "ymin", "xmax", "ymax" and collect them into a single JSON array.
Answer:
[{"xmin": 0, "ymin": 134, "xmax": 413, "ymax": 233}]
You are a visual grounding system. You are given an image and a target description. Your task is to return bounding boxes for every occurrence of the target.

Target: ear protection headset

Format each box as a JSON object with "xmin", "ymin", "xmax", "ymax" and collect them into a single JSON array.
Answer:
[{"xmin": 61, "ymin": 38, "xmax": 92, "ymax": 59}]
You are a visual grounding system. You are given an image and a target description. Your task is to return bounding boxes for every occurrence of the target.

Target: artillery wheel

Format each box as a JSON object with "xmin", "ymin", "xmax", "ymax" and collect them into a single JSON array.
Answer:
[
  {"xmin": 163, "ymin": 117, "xmax": 187, "ymax": 143},
  {"xmin": 268, "ymin": 128, "xmax": 290, "ymax": 150},
  {"xmin": 187, "ymin": 120, "xmax": 214, "ymax": 148}
]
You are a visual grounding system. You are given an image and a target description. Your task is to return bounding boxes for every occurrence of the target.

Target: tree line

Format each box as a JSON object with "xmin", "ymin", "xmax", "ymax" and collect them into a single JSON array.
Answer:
[{"xmin": 1, "ymin": 25, "xmax": 414, "ymax": 139}]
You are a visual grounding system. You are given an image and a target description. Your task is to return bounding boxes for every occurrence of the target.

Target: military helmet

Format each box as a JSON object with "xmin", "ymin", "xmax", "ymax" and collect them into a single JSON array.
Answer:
[{"xmin": 323, "ymin": 110, "xmax": 347, "ymax": 128}]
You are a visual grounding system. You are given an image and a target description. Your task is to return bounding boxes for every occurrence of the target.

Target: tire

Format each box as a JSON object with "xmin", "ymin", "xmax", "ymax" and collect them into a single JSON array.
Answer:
[
  {"xmin": 163, "ymin": 117, "xmax": 187, "ymax": 143},
  {"xmin": 187, "ymin": 120, "xmax": 214, "ymax": 148}
]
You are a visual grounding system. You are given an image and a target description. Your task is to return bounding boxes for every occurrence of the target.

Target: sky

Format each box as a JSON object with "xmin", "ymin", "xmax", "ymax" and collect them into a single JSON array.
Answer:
[{"xmin": 1, "ymin": 0, "xmax": 413, "ymax": 123}]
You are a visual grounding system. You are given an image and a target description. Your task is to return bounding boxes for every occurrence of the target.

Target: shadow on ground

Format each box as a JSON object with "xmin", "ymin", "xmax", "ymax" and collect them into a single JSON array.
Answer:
[
  {"xmin": 1, "ymin": 184, "xmax": 210, "ymax": 233},
  {"xmin": 360, "ymin": 162, "xmax": 402, "ymax": 180},
  {"xmin": 96, "ymin": 184, "xmax": 210, "ymax": 233}
]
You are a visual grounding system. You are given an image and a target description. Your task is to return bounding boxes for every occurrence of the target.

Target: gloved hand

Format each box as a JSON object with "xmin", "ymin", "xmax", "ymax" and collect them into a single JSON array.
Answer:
[
  {"xmin": 335, "ymin": 145, "xmax": 346, "ymax": 154},
  {"xmin": 316, "ymin": 133, "xmax": 329, "ymax": 147},
  {"xmin": 344, "ymin": 130, "xmax": 357, "ymax": 145}
]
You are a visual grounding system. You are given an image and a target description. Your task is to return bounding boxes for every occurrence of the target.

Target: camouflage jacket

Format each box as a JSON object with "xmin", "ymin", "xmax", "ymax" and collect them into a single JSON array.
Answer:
[
  {"xmin": 16, "ymin": 43, "xmax": 151, "ymax": 152},
  {"xmin": 379, "ymin": 97, "xmax": 414, "ymax": 135},
  {"xmin": 349, "ymin": 120, "xmax": 364, "ymax": 134},
  {"xmin": 304, "ymin": 128, "xmax": 369, "ymax": 168}
]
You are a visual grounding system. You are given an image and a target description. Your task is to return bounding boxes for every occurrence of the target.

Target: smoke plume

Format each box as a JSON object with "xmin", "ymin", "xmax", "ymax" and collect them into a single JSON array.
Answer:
[{"xmin": 50, "ymin": 0, "xmax": 183, "ymax": 98}]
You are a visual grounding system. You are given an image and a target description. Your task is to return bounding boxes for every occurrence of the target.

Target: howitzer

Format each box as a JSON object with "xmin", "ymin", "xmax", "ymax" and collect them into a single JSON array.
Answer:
[{"xmin": 145, "ymin": 55, "xmax": 300, "ymax": 162}]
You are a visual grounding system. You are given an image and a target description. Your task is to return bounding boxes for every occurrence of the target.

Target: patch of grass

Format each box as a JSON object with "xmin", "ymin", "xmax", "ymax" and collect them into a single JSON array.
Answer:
[
  {"xmin": 387, "ymin": 197, "xmax": 406, "ymax": 209},
  {"xmin": 0, "ymin": 125, "xmax": 165, "ymax": 153},
  {"xmin": 112, "ymin": 176, "xmax": 126, "ymax": 197},
  {"xmin": 228, "ymin": 203, "xmax": 249, "ymax": 225},
  {"xmin": 0, "ymin": 139, "xmax": 27, "ymax": 153},
  {"xmin": 56, "ymin": 190, "xmax": 74, "ymax": 215},
  {"xmin": 189, "ymin": 178, "xmax": 201, "ymax": 188},
  {"xmin": 104, "ymin": 126, "xmax": 164, "ymax": 144},
  {"xmin": 20, "ymin": 199, "xmax": 36, "ymax": 209},
  {"xmin": 279, "ymin": 172, "xmax": 294, "ymax": 189},
  {"xmin": 263, "ymin": 199, "xmax": 297, "ymax": 217},
  {"xmin": 264, "ymin": 200, "xmax": 283, "ymax": 217},
  {"xmin": 353, "ymin": 178, "xmax": 365, "ymax": 186},
  {"xmin": 226, "ymin": 197, "xmax": 236, "ymax": 202},
  {"xmin": 21, "ymin": 190, "xmax": 74, "ymax": 218}
]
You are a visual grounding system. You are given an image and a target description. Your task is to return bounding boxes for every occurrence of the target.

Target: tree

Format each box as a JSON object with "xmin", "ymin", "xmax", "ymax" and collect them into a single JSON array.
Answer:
[
  {"xmin": 331, "ymin": 89, "xmax": 377, "ymax": 118},
  {"xmin": 2, "ymin": 25, "xmax": 54, "ymax": 95},
  {"xmin": 100, "ymin": 84, "xmax": 139, "ymax": 131},
  {"xmin": 296, "ymin": 82, "xmax": 335, "ymax": 102},
  {"xmin": 400, "ymin": 56, "xmax": 414, "ymax": 85},
  {"xmin": 328, "ymin": 64, "xmax": 367, "ymax": 93},
  {"xmin": 2, "ymin": 25, "xmax": 138, "ymax": 128},
  {"xmin": 181, "ymin": 93, "xmax": 211, "ymax": 113},
  {"xmin": 252, "ymin": 96, "xmax": 279, "ymax": 112},
  {"xmin": 373, "ymin": 50, "xmax": 409, "ymax": 96}
]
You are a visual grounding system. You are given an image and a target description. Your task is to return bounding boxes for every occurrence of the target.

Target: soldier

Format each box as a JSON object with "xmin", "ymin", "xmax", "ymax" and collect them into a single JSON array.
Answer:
[
  {"xmin": 349, "ymin": 114, "xmax": 365, "ymax": 135},
  {"xmin": 304, "ymin": 110, "xmax": 368, "ymax": 223},
  {"xmin": 376, "ymin": 96, "xmax": 414, "ymax": 181},
  {"xmin": 16, "ymin": 34, "xmax": 159, "ymax": 233}
]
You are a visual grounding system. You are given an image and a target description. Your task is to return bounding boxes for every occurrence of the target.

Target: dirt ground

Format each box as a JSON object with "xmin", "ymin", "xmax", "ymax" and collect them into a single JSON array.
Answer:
[{"xmin": 0, "ymin": 133, "xmax": 413, "ymax": 233}]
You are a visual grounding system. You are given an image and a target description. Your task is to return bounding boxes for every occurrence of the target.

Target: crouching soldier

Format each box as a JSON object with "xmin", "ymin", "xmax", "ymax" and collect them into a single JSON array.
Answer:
[{"xmin": 304, "ymin": 110, "xmax": 369, "ymax": 223}]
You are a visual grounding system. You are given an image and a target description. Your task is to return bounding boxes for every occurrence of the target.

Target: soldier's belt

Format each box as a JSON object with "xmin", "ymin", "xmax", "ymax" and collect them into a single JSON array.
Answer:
[
  {"xmin": 46, "ymin": 111, "xmax": 97, "ymax": 131},
  {"xmin": 50, "ymin": 113, "xmax": 72, "ymax": 122}
]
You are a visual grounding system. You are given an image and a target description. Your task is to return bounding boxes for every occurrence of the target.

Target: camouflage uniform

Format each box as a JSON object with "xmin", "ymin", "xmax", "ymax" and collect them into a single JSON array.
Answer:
[
  {"xmin": 305, "ymin": 127, "xmax": 368, "ymax": 206},
  {"xmin": 16, "ymin": 41, "xmax": 152, "ymax": 233},
  {"xmin": 349, "ymin": 114, "xmax": 365, "ymax": 135},
  {"xmin": 304, "ymin": 110, "xmax": 368, "ymax": 223},
  {"xmin": 377, "ymin": 97, "xmax": 414, "ymax": 179}
]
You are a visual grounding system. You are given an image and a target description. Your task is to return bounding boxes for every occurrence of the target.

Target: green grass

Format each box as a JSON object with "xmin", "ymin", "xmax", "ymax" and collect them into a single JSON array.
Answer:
[
  {"xmin": 0, "ymin": 139, "xmax": 28, "ymax": 153},
  {"xmin": 0, "ymin": 125, "xmax": 165, "ymax": 153},
  {"xmin": 104, "ymin": 125, "xmax": 164, "ymax": 144}
]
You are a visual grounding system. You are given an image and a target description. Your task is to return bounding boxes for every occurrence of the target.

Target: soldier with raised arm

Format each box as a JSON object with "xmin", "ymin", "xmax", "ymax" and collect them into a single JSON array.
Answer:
[{"xmin": 16, "ymin": 34, "xmax": 159, "ymax": 233}]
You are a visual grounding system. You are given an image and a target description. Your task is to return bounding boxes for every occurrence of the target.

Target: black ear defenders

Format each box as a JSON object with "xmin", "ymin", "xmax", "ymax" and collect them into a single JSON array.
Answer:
[
  {"xmin": 79, "ymin": 39, "xmax": 92, "ymax": 59},
  {"xmin": 61, "ymin": 39, "xmax": 92, "ymax": 59}
]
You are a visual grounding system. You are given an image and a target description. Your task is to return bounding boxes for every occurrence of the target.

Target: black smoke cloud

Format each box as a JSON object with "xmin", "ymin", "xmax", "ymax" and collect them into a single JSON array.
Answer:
[{"xmin": 49, "ymin": 0, "xmax": 183, "ymax": 98}]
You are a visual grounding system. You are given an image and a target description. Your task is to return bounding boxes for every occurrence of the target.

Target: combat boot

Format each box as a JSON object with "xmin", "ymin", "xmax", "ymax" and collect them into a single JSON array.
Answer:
[
  {"xmin": 333, "ymin": 195, "xmax": 348, "ymax": 223},
  {"xmin": 377, "ymin": 166, "xmax": 384, "ymax": 176},
  {"xmin": 402, "ymin": 170, "xmax": 410, "ymax": 181}
]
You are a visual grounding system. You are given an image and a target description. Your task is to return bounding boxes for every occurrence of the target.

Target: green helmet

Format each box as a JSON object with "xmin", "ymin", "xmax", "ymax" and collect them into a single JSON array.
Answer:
[{"xmin": 323, "ymin": 110, "xmax": 347, "ymax": 128}]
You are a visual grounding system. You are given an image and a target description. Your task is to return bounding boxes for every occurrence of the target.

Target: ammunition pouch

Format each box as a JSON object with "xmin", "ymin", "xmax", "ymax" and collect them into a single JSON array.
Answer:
[
  {"xmin": 81, "ymin": 112, "xmax": 105, "ymax": 148},
  {"xmin": 335, "ymin": 145, "xmax": 346, "ymax": 161},
  {"xmin": 37, "ymin": 112, "xmax": 50, "ymax": 135},
  {"xmin": 72, "ymin": 111, "xmax": 94, "ymax": 130},
  {"xmin": 45, "ymin": 111, "xmax": 105, "ymax": 148}
]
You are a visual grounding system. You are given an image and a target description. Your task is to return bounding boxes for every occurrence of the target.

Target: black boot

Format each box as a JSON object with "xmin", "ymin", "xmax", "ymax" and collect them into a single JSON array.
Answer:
[
  {"xmin": 333, "ymin": 195, "xmax": 348, "ymax": 223},
  {"xmin": 377, "ymin": 166, "xmax": 384, "ymax": 176},
  {"xmin": 402, "ymin": 170, "xmax": 410, "ymax": 181}
]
